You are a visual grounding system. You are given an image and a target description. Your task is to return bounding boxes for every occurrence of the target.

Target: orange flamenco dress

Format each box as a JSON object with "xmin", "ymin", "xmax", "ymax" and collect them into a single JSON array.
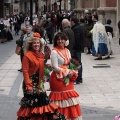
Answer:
[
  {"xmin": 17, "ymin": 51, "xmax": 66, "ymax": 120},
  {"xmin": 49, "ymin": 47, "xmax": 82, "ymax": 120}
]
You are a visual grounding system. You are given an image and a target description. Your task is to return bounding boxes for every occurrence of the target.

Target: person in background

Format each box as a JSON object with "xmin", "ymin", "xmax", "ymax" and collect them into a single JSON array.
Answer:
[
  {"xmin": 92, "ymin": 21, "xmax": 109, "ymax": 60},
  {"xmin": 16, "ymin": 28, "xmax": 27, "ymax": 72},
  {"xmin": 9, "ymin": 16, "xmax": 13, "ymax": 31},
  {"xmin": 0, "ymin": 18, "xmax": 7, "ymax": 43},
  {"xmin": 49, "ymin": 32, "xmax": 82, "ymax": 119},
  {"xmin": 80, "ymin": 18, "xmax": 86, "ymax": 52},
  {"xmin": 17, "ymin": 33, "xmax": 64, "ymax": 120},
  {"xmin": 52, "ymin": 15, "xmax": 57, "ymax": 34},
  {"xmin": 62, "ymin": 18, "xmax": 75, "ymax": 57},
  {"xmin": 84, "ymin": 19, "xmax": 93, "ymax": 54},
  {"xmin": 71, "ymin": 17, "xmax": 83, "ymax": 84},
  {"xmin": 105, "ymin": 19, "xmax": 113, "ymax": 37},
  {"xmin": 45, "ymin": 18, "xmax": 54, "ymax": 44},
  {"xmin": 23, "ymin": 25, "xmax": 34, "ymax": 53},
  {"xmin": 118, "ymin": 20, "xmax": 120, "ymax": 45},
  {"xmin": 105, "ymin": 19, "xmax": 114, "ymax": 59}
]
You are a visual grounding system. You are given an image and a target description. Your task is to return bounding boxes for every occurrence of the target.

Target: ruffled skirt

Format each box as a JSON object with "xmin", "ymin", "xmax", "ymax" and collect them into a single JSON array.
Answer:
[
  {"xmin": 17, "ymin": 73, "xmax": 66, "ymax": 120},
  {"xmin": 49, "ymin": 72, "xmax": 82, "ymax": 120}
]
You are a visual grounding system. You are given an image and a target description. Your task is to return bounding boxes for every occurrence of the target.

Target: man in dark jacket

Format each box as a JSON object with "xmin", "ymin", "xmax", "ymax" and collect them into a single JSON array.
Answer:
[
  {"xmin": 105, "ymin": 19, "xmax": 113, "ymax": 37},
  {"xmin": 62, "ymin": 18, "xmax": 75, "ymax": 56},
  {"xmin": 71, "ymin": 17, "xmax": 83, "ymax": 84},
  {"xmin": 46, "ymin": 18, "xmax": 54, "ymax": 44}
]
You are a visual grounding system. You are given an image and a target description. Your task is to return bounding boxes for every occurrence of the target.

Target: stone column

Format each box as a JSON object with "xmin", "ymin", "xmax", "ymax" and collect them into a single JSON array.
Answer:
[
  {"xmin": 116, "ymin": 0, "xmax": 120, "ymax": 37},
  {"xmin": 77, "ymin": 0, "xmax": 82, "ymax": 9},
  {"xmin": 38, "ymin": 0, "xmax": 42, "ymax": 14},
  {"xmin": 100, "ymin": 0, "xmax": 106, "ymax": 7}
]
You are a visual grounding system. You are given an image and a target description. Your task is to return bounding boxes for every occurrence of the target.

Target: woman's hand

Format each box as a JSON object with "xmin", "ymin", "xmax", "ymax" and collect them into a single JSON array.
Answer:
[
  {"xmin": 26, "ymin": 84, "xmax": 33, "ymax": 91},
  {"xmin": 68, "ymin": 70, "xmax": 74, "ymax": 78}
]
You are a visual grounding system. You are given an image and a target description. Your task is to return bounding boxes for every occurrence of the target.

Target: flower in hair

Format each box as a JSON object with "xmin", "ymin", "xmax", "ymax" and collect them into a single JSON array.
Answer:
[{"xmin": 33, "ymin": 32, "xmax": 41, "ymax": 38}]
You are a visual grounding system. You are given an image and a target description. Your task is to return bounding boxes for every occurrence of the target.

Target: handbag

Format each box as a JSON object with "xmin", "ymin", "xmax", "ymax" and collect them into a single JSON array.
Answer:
[{"xmin": 15, "ymin": 45, "xmax": 21, "ymax": 55}]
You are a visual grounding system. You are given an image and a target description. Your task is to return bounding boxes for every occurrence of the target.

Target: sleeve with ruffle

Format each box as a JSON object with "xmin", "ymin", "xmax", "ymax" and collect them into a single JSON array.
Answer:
[
  {"xmin": 51, "ymin": 50, "xmax": 61, "ymax": 72},
  {"xmin": 51, "ymin": 50, "xmax": 70, "ymax": 79}
]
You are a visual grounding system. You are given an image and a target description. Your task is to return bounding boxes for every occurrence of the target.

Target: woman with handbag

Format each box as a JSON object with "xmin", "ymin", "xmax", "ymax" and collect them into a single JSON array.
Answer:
[{"xmin": 17, "ymin": 32, "xmax": 66, "ymax": 120}]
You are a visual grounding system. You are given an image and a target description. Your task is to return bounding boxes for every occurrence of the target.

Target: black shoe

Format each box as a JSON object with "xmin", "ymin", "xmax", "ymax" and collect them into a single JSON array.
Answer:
[
  {"xmin": 18, "ymin": 69, "xmax": 22, "ymax": 72},
  {"xmin": 76, "ymin": 81, "xmax": 81, "ymax": 84},
  {"xmin": 1, "ymin": 41, "xmax": 4, "ymax": 43},
  {"xmin": 94, "ymin": 57, "xmax": 102, "ymax": 60},
  {"xmin": 86, "ymin": 52, "xmax": 91, "ymax": 54},
  {"xmin": 80, "ymin": 78, "xmax": 83, "ymax": 83},
  {"xmin": 104, "ymin": 56, "xmax": 110, "ymax": 59}
]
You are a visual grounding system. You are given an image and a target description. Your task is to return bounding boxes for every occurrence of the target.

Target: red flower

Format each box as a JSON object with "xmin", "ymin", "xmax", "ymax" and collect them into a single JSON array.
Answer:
[{"xmin": 33, "ymin": 32, "xmax": 41, "ymax": 38}]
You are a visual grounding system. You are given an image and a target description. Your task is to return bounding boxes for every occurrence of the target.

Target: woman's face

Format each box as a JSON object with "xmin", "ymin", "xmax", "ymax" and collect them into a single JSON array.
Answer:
[
  {"xmin": 32, "ymin": 39, "xmax": 40, "ymax": 51},
  {"xmin": 57, "ymin": 37, "xmax": 66, "ymax": 47}
]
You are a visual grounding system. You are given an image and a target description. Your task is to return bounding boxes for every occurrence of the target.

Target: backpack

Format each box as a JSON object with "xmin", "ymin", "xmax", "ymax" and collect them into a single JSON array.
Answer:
[{"xmin": 44, "ymin": 40, "xmax": 51, "ymax": 59}]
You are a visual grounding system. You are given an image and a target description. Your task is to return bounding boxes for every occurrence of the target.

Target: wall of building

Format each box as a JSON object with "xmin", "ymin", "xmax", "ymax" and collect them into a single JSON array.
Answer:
[
  {"xmin": 82, "ymin": 0, "xmax": 94, "ymax": 8},
  {"xmin": 106, "ymin": 0, "xmax": 117, "ymax": 7}
]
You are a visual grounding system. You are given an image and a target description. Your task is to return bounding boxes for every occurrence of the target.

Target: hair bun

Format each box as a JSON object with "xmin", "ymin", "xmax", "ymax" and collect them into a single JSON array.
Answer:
[{"xmin": 33, "ymin": 32, "xmax": 41, "ymax": 38}]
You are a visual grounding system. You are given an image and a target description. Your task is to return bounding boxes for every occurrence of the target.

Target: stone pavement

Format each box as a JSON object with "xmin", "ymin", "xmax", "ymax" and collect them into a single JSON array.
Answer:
[{"xmin": 0, "ymin": 34, "xmax": 120, "ymax": 120}]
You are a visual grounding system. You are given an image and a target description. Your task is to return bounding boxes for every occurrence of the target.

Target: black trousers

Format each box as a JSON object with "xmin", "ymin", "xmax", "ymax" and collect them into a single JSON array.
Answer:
[{"xmin": 47, "ymin": 34, "xmax": 53, "ymax": 44}]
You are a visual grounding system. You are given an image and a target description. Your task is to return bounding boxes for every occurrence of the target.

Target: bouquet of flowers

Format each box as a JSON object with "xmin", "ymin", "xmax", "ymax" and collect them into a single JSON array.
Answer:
[
  {"xmin": 43, "ymin": 64, "xmax": 53, "ymax": 81},
  {"xmin": 69, "ymin": 58, "xmax": 81, "ymax": 70},
  {"xmin": 39, "ymin": 64, "xmax": 53, "ymax": 90},
  {"xmin": 64, "ymin": 58, "xmax": 81, "ymax": 85}
]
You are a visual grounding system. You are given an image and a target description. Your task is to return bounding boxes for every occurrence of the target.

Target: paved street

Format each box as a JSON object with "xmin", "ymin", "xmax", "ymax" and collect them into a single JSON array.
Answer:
[{"xmin": 0, "ymin": 33, "xmax": 120, "ymax": 120}]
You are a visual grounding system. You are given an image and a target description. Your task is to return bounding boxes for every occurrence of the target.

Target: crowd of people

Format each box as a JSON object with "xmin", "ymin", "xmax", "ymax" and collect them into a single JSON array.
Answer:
[{"xmin": 0, "ymin": 9, "xmax": 116, "ymax": 119}]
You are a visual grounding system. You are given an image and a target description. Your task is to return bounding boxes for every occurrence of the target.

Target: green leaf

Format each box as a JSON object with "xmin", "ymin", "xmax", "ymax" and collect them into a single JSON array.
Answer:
[
  {"xmin": 64, "ymin": 77, "xmax": 69, "ymax": 84},
  {"xmin": 40, "ymin": 81, "xmax": 44, "ymax": 89}
]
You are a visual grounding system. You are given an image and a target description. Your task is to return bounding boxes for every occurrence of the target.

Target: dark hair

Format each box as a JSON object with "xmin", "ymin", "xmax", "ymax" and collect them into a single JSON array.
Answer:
[
  {"xmin": 80, "ymin": 18, "xmax": 85, "ymax": 23},
  {"xmin": 92, "ymin": 15, "xmax": 98, "ymax": 20},
  {"xmin": 70, "ymin": 17, "xmax": 79, "ymax": 24},
  {"xmin": 53, "ymin": 32, "xmax": 67, "ymax": 47},
  {"xmin": 107, "ymin": 19, "xmax": 111, "ymax": 24},
  {"xmin": 34, "ymin": 26, "xmax": 44, "ymax": 38}
]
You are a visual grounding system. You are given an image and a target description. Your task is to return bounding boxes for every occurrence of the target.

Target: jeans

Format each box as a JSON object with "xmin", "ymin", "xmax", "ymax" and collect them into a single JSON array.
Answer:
[{"xmin": 73, "ymin": 51, "xmax": 83, "ymax": 82}]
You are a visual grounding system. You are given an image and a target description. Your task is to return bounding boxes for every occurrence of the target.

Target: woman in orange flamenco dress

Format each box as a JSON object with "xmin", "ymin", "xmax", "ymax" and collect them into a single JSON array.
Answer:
[
  {"xmin": 17, "ymin": 33, "xmax": 66, "ymax": 120},
  {"xmin": 49, "ymin": 32, "xmax": 82, "ymax": 120}
]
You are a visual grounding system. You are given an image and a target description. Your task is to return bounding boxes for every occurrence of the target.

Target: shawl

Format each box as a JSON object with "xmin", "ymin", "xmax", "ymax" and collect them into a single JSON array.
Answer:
[{"xmin": 93, "ymin": 21, "xmax": 108, "ymax": 53}]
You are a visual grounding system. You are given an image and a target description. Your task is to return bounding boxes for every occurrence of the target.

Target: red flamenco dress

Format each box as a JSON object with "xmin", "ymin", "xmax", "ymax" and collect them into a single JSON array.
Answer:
[
  {"xmin": 17, "ymin": 51, "xmax": 66, "ymax": 120},
  {"xmin": 49, "ymin": 47, "xmax": 82, "ymax": 120}
]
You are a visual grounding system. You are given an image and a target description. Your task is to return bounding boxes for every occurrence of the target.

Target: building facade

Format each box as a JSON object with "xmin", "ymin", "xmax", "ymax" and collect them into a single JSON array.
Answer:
[{"xmin": 74, "ymin": 0, "xmax": 119, "ymax": 37}]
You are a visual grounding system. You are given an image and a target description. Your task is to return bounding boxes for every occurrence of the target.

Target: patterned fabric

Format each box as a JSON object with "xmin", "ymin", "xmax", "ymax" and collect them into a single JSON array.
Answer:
[
  {"xmin": 93, "ymin": 21, "xmax": 108, "ymax": 54},
  {"xmin": 17, "ymin": 73, "xmax": 66, "ymax": 120}
]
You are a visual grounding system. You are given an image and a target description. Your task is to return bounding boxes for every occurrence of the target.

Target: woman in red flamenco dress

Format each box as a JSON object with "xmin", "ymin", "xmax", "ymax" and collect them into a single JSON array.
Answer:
[
  {"xmin": 49, "ymin": 32, "xmax": 82, "ymax": 120},
  {"xmin": 17, "ymin": 33, "xmax": 66, "ymax": 120}
]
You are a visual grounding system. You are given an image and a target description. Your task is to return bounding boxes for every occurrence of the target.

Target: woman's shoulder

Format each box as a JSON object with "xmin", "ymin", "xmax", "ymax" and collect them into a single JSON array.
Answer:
[
  {"xmin": 51, "ymin": 49, "xmax": 58, "ymax": 54},
  {"xmin": 24, "ymin": 51, "xmax": 33, "ymax": 58}
]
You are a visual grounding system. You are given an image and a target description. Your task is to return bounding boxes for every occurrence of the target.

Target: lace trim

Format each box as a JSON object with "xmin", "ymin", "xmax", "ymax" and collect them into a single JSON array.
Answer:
[{"xmin": 52, "ymin": 97, "xmax": 80, "ymax": 108}]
